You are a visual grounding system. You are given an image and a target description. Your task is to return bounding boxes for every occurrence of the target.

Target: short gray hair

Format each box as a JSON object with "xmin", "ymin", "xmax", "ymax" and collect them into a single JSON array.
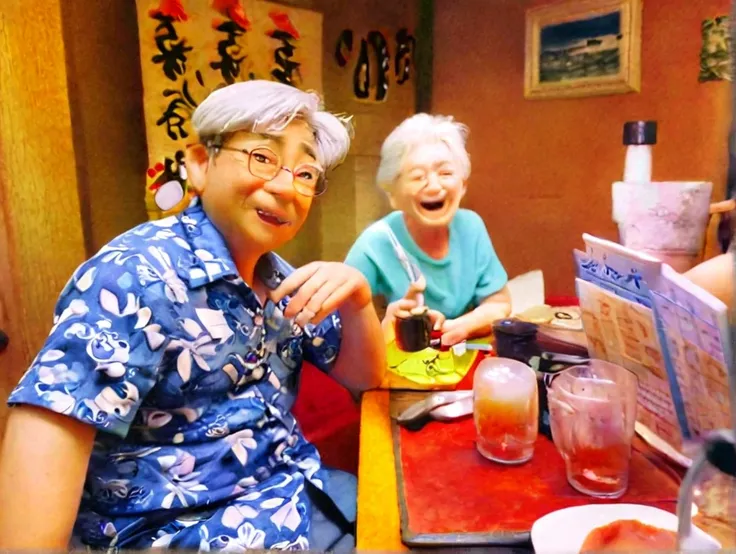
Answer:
[
  {"xmin": 376, "ymin": 113, "xmax": 471, "ymax": 191},
  {"xmin": 191, "ymin": 80, "xmax": 353, "ymax": 170}
]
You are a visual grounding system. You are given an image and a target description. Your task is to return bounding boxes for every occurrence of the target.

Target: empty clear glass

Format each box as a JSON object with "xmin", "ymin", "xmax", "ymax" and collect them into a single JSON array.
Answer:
[{"xmin": 548, "ymin": 360, "xmax": 638, "ymax": 498}]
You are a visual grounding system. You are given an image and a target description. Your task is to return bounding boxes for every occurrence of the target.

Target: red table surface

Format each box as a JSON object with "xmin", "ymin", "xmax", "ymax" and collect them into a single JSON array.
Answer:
[{"xmin": 394, "ymin": 415, "xmax": 680, "ymax": 543}]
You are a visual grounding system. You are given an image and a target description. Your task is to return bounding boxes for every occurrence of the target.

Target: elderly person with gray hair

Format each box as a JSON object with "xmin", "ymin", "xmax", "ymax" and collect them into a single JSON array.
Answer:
[
  {"xmin": 0, "ymin": 81, "xmax": 385, "ymax": 551},
  {"xmin": 346, "ymin": 113, "xmax": 511, "ymax": 346}
]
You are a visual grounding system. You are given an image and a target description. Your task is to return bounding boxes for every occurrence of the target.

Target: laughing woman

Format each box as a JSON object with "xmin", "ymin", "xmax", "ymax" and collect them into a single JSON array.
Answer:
[{"xmin": 345, "ymin": 114, "xmax": 511, "ymax": 347}]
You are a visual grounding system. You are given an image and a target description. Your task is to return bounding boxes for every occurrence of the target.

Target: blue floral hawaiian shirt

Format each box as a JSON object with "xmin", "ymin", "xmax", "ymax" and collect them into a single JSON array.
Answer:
[{"xmin": 7, "ymin": 201, "xmax": 349, "ymax": 550}]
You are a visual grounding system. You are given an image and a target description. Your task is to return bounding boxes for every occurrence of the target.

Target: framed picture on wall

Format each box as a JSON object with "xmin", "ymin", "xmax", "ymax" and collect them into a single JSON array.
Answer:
[{"xmin": 524, "ymin": 0, "xmax": 642, "ymax": 99}]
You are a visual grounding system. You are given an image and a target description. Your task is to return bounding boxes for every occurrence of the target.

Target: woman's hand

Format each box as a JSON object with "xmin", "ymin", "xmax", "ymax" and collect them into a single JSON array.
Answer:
[
  {"xmin": 437, "ymin": 317, "xmax": 475, "ymax": 346},
  {"xmin": 382, "ymin": 276, "xmax": 445, "ymax": 334},
  {"xmin": 438, "ymin": 287, "xmax": 512, "ymax": 346}
]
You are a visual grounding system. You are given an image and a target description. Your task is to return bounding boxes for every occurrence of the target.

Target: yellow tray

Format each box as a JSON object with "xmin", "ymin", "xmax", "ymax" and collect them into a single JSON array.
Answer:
[{"xmin": 381, "ymin": 337, "xmax": 490, "ymax": 390}]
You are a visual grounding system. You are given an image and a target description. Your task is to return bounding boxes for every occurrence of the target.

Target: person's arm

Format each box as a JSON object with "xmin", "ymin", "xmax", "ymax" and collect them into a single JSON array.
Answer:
[
  {"xmin": 273, "ymin": 261, "xmax": 386, "ymax": 393},
  {"xmin": 440, "ymin": 212, "xmax": 511, "ymax": 345},
  {"xmin": 0, "ymin": 254, "xmax": 168, "ymax": 547},
  {"xmin": 331, "ymin": 299, "xmax": 386, "ymax": 392},
  {"xmin": 683, "ymin": 252, "xmax": 734, "ymax": 309},
  {"xmin": 440, "ymin": 286, "xmax": 512, "ymax": 345},
  {"xmin": 0, "ymin": 406, "xmax": 96, "ymax": 549},
  {"xmin": 373, "ymin": 294, "xmax": 389, "ymax": 322}
]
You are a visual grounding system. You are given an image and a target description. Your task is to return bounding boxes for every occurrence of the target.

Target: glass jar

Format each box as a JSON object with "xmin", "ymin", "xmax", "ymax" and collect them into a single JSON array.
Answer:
[{"xmin": 473, "ymin": 357, "xmax": 539, "ymax": 464}]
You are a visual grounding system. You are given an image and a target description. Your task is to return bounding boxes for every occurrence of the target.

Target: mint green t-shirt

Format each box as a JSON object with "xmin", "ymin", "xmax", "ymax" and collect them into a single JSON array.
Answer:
[{"xmin": 344, "ymin": 209, "xmax": 508, "ymax": 320}]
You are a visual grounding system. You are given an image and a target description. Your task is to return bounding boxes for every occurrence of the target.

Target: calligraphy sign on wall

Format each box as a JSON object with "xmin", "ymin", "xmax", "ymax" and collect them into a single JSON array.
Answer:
[
  {"xmin": 334, "ymin": 28, "xmax": 416, "ymax": 102},
  {"xmin": 136, "ymin": 0, "xmax": 323, "ymax": 220}
]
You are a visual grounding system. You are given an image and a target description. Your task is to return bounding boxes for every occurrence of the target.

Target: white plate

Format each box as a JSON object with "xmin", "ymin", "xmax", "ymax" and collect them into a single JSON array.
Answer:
[{"xmin": 531, "ymin": 503, "xmax": 721, "ymax": 553}]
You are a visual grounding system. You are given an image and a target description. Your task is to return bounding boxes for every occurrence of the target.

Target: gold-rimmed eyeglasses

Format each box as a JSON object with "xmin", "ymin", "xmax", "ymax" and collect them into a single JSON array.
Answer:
[{"xmin": 218, "ymin": 145, "xmax": 327, "ymax": 197}]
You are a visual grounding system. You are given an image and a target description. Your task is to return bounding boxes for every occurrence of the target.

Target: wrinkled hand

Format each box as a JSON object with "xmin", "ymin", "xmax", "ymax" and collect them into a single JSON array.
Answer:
[
  {"xmin": 383, "ymin": 276, "xmax": 445, "ymax": 331},
  {"xmin": 271, "ymin": 262, "xmax": 372, "ymax": 328}
]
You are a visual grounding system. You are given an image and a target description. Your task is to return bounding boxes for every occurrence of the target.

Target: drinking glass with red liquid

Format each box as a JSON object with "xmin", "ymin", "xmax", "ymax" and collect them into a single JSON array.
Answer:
[
  {"xmin": 547, "ymin": 360, "xmax": 638, "ymax": 499},
  {"xmin": 473, "ymin": 357, "xmax": 539, "ymax": 464}
]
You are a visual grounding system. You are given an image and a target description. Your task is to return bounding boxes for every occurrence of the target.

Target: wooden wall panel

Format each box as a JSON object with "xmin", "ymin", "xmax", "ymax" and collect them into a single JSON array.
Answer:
[{"xmin": 0, "ymin": 0, "xmax": 87, "ymax": 438}]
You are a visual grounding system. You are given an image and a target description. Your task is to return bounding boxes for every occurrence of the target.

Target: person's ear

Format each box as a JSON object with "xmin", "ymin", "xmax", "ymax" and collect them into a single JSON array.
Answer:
[{"xmin": 185, "ymin": 143, "xmax": 211, "ymax": 195}]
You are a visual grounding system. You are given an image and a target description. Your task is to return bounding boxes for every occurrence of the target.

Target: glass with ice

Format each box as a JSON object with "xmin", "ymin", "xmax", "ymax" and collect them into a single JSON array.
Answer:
[
  {"xmin": 547, "ymin": 360, "xmax": 638, "ymax": 499},
  {"xmin": 473, "ymin": 357, "xmax": 539, "ymax": 464}
]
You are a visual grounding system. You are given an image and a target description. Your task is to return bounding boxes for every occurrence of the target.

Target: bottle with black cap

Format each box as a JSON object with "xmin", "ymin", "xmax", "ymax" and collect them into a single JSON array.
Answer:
[{"xmin": 623, "ymin": 120, "xmax": 657, "ymax": 182}]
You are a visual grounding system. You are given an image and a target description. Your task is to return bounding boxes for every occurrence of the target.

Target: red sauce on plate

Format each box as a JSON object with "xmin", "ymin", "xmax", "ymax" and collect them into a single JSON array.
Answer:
[{"xmin": 580, "ymin": 519, "xmax": 678, "ymax": 552}]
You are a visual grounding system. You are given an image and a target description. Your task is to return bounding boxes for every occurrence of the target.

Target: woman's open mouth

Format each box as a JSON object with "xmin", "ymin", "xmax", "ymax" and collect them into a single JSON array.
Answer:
[
  {"xmin": 256, "ymin": 209, "xmax": 289, "ymax": 226},
  {"xmin": 419, "ymin": 199, "xmax": 446, "ymax": 212}
]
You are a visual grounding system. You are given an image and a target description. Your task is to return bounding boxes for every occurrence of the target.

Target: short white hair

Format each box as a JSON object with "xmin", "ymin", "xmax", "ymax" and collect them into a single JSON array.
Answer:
[
  {"xmin": 191, "ymin": 80, "xmax": 353, "ymax": 170},
  {"xmin": 376, "ymin": 113, "xmax": 470, "ymax": 191}
]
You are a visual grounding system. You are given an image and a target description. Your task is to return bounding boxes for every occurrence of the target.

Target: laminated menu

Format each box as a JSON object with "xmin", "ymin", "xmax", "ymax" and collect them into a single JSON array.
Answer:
[{"xmin": 574, "ymin": 234, "xmax": 734, "ymax": 462}]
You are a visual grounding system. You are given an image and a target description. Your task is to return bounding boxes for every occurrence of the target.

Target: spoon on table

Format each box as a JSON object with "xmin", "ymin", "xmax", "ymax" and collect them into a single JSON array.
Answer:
[{"xmin": 397, "ymin": 390, "xmax": 474, "ymax": 430}]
